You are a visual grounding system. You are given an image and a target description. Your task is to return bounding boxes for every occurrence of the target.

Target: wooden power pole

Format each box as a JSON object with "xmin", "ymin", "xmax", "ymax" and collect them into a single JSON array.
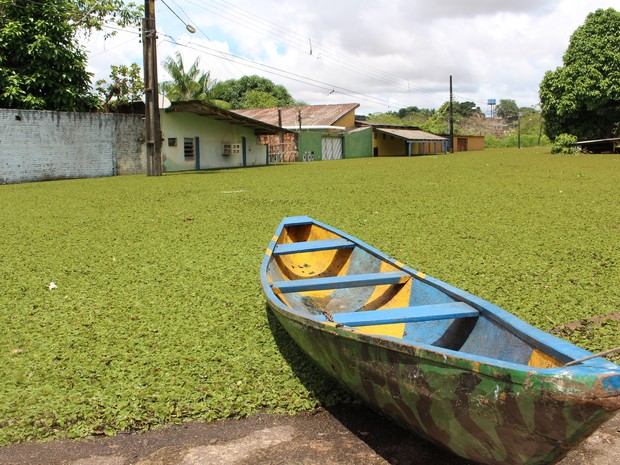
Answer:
[{"xmin": 143, "ymin": 0, "xmax": 163, "ymax": 176}]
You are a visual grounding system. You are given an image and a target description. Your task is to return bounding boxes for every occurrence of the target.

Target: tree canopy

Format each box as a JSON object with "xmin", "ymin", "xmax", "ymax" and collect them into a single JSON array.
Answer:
[
  {"xmin": 367, "ymin": 101, "xmax": 483, "ymax": 134},
  {"xmin": 539, "ymin": 8, "xmax": 620, "ymax": 140},
  {"xmin": 160, "ymin": 53, "xmax": 216, "ymax": 103},
  {"xmin": 96, "ymin": 63, "xmax": 144, "ymax": 112},
  {"xmin": 0, "ymin": 0, "xmax": 142, "ymax": 111},
  {"xmin": 210, "ymin": 75, "xmax": 298, "ymax": 109},
  {"xmin": 495, "ymin": 99, "xmax": 519, "ymax": 120}
]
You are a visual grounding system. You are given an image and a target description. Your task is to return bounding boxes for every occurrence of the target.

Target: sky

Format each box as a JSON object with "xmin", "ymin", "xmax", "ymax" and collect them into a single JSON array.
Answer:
[{"xmin": 85, "ymin": 0, "xmax": 619, "ymax": 115}]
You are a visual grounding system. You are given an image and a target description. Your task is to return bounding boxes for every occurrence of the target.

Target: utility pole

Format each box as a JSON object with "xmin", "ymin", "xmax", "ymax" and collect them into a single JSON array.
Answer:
[
  {"xmin": 517, "ymin": 112, "xmax": 521, "ymax": 149},
  {"xmin": 449, "ymin": 75, "xmax": 454, "ymax": 153},
  {"xmin": 143, "ymin": 0, "xmax": 162, "ymax": 176}
]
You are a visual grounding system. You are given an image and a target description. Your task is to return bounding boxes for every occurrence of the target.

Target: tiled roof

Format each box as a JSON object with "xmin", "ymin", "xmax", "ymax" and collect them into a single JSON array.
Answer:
[{"xmin": 232, "ymin": 103, "xmax": 359, "ymax": 127}]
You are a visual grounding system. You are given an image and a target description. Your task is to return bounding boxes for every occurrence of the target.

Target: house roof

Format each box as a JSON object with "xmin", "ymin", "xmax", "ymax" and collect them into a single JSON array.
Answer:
[
  {"xmin": 164, "ymin": 101, "xmax": 292, "ymax": 136},
  {"xmin": 376, "ymin": 127, "xmax": 448, "ymax": 142},
  {"xmin": 232, "ymin": 104, "xmax": 360, "ymax": 128}
]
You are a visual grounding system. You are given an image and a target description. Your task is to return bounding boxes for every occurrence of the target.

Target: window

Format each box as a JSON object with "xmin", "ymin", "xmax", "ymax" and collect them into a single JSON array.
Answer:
[
  {"xmin": 222, "ymin": 143, "xmax": 241, "ymax": 156},
  {"xmin": 184, "ymin": 138, "xmax": 195, "ymax": 160},
  {"xmin": 168, "ymin": 138, "xmax": 177, "ymax": 147}
]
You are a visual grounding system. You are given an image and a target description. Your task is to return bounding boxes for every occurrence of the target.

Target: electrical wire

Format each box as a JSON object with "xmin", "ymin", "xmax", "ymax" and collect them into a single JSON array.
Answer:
[
  {"xmin": 177, "ymin": 0, "xmax": 444, "ymax": 97},
  {"xmin": 160, "ymin": 35, "xmax": 410, "ymax": 109},
  {"xmin": 89, "ymin": 33, "xmax": 141, "ymax": 58},
  {"xmin": 162, "ymin": 0, "xmax": 247, "ymax": 78},
  {"xmin": 90, "ymin": 1, "xmax": 495, "ymax": 110}
]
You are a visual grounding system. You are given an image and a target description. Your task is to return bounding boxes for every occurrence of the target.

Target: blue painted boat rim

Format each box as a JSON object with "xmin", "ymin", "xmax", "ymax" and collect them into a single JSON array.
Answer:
[{"xmin": 261, "ymin": 216, "xmax": 620, "ymax": 377}]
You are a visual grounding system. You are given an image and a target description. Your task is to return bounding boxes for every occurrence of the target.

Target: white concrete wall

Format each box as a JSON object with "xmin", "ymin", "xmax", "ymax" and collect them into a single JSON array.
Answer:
[
  {"xmin": 161, "ymin": 112, "xmax": 268, "ymax": 171},
  {"xmin": 0, "ymin": 109, "xmax": 145, "ymax": 184}
]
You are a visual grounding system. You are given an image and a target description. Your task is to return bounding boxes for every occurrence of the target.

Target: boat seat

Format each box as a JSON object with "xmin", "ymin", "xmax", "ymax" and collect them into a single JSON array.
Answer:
[
  {"xmin": 328, "ymin": 302, "xmax": 479, "ymax": 326},
  {"xmin": 271, "ymin": 271, "xmax": 410, "ymax": 294},
  {"xmin": 273, "ymin": 238, "xmax": 354, "ymax": 256}
]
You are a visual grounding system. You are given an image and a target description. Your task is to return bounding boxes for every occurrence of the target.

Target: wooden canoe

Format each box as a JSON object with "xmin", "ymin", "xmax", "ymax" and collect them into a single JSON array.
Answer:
[{"xmin": 260, "ymin": 216, "xmax": 620, "ymax": 465}]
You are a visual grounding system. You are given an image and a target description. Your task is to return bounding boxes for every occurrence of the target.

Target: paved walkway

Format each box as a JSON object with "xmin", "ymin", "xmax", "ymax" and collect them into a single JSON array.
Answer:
[{"xmin": 0, "ymin": 407, "xmax": 618, "ymax": 465}]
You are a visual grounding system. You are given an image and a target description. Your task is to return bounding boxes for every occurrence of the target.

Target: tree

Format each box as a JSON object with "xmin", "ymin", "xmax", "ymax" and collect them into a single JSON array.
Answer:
[
  {"xmin": 96, "ymin": 63, "xmax": 144, "ymax": 112},
  {"xmin": 239, "ymin": 90, "xmax": 279, "ymax": 109},
  {"xmin": 160, "ymin": 53, "xmax": 216, "ymax": 103},
  {"xmin": 0, "ymin": 0, "xmax": 142, "ymax": 111},
  {"xmin": 366, "ymin": 112, "xmax": 406, "ymax": 126},
  {"xmin": 210, "ymin": 75, "xmax": 297, "ymax": 109},
  {"xmin": 539, "ymin": 8, "xmax": 620, "ymax": 140},
  {"xmin": 422, "ymin": 101, "xmax": 484, "ymax": 134},
  {"xmin": 495, "ymin": 99, "xmax": 519, "ymax": 120}
]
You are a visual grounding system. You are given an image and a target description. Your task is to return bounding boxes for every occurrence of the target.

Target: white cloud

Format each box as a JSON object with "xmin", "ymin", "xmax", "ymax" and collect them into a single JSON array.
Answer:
[{"xmin": 85, "ymin": 0, "xmax": 618, "ymax": 113}]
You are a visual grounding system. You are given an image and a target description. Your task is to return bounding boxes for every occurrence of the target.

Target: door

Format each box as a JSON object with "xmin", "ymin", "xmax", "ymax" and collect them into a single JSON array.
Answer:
[{"xmin": 322, "ymin": 137, "xmax": 343, "ymax": 160}]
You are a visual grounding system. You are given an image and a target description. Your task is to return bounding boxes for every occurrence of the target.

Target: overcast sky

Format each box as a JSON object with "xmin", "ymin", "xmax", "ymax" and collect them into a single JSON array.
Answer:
[{"xmin": 85, "ymin": 0, "xmax": 619, "ymax": 115}]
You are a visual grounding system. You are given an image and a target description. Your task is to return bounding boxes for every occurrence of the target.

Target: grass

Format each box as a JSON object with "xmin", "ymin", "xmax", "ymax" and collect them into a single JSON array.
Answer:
[{"xmin": 1, "ymin": 147, "xmax": 619, "ymax": 444}]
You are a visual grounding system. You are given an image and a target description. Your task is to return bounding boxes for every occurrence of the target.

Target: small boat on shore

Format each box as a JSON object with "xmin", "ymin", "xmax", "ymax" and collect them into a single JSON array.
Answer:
[{"xmin": 260, "ymin": 216, "xmax": 620, "ymax": 465}]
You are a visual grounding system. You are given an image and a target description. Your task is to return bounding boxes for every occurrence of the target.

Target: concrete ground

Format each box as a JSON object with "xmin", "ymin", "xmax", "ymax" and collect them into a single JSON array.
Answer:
[{"xmin": 0, "ymin": 406, "xmax": 618, "ymax": 465}]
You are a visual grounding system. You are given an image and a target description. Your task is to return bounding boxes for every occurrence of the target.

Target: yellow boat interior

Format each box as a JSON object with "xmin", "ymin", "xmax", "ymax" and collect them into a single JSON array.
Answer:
[{"xmin": 265, "ymin": 221, "xmax": 564, "ymax": 369}]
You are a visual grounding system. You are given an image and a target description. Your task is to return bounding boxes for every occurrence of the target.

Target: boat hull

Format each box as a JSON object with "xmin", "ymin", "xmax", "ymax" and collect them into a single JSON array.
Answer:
[
  {"xmin": 272, "ymin": 310, "xmax": 615, "ymax": 465},
  {"xmin": 261, "ymin": 216, "xmax": 620, "ymax": 465}
]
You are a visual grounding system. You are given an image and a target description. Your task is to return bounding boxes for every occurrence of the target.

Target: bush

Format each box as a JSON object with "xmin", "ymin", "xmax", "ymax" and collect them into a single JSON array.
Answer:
[{"xmin": 551, "ymin": 133, "xmax": 579, "ymax": 154}]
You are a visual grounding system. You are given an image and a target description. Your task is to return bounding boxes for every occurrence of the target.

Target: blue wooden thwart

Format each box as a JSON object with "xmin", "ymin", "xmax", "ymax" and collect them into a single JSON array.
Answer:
[
  {"xmin": 273, "ymin": 238, "xmax": 354, "ymax": 255},
  {"xmin": 271, "ymin": 271, "xmax": 409, "ymax": 293},
  {"xmin": 331, "ymin": 302, "xmax": 479, "ymax": 326}
]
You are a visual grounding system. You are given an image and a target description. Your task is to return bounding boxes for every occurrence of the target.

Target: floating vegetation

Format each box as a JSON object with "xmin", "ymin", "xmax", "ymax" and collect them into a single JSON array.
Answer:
[{"xmin": 0, "ymin": 148, "xmax": 618, "ymax": 444}]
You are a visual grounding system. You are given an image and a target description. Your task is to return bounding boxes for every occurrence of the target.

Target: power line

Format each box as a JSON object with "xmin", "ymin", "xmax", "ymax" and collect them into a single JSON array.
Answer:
[
  {"xmin": 96, "ymin": 26, "xmax": 457, "ymax": 111},
  {"xmin": 94, "ymin": 2, "xmax": 490, "ymax": 110},
  {"xmin": 160, "ymin": 0, "xmax": 246, "ymax": 78},
  {"xmin": 177, "ymin": 0, "xmax": 445, "ymax": 97},
  {"xmin": 160, "ymin": 35, "xmax": 410, "ymax": 109}
]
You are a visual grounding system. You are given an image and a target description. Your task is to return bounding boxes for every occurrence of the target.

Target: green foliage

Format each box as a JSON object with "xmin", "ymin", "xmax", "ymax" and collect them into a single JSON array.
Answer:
[
  {"xmin": 210, "ymin": 75, "xmax": 297, "ymax": 109},
  {"xmin": 0, "ymin": 1, "xmax": 93, "ymax": 110},
  {"xmin": 370, "ymin": 102, "xmax": 550, "ymax": 148},
  {"xmin": 0, "ymin": 0, "xmax": 142, "ymax": 111},
  {"xmin": 1, "ymin": 149, "xmax": 618, "ymax": 444},
  {"xmin": 485, "ymin": 112, "xmax": 551, "ymax": 148},
  {"xmin": 485, "ymin": 134, "xmax": 550, "ymax": 148},
  {"xmin": 239, "ymin": 90, "xmax": 279, "ymax": 109},
  {"xmin": 95, "ymin": 63, "xmax": 144, "ymax": 112},
  {"xmin": 448, "ymin": 101, "xmax": 485, "ymax": 119},
  {"xmin": 539, "ymin": 8, "xmax": 620, "ymax": 140},
  {"xmin": 551, "ymin": 133, "xmax": 579, "ymax": 154},
  {"xmin": 495, "ymin": 99, "xmax": 519, "ymax": 120},
  {"xmin": 368, "ymin": 106, "xmax": 436, "ymax": 127},
  {"xmin": 395, "ymin": 106, "xmax": 436, "ymax": 120},
  {"xmin": 368, "ymin": 100, "xmax": 485, "ymax": 135},
  {"xmin": 365, "ymin": 112, "xmax": 405, "ymax": 126},
  {"xmin": 160, "ymin": 53, "xmax": 215, "ymax": 103}
]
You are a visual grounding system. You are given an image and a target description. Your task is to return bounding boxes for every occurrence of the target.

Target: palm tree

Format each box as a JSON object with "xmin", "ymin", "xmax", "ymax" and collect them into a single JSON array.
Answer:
[{"xmin": 160, "ymin": 52, "xmax": 214, "ymax": 102}]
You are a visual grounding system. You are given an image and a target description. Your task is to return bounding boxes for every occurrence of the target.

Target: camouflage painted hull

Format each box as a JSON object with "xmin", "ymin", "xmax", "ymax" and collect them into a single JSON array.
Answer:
[{"xmin": 261, "ymin": 216, "xmax": 620, "ymax": 465}]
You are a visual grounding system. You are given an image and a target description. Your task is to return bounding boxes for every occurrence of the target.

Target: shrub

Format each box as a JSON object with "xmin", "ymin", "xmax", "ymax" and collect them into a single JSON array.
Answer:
[{"xmin": 551, "ymin": 133, "xmax": 579, "ymax": 154}]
